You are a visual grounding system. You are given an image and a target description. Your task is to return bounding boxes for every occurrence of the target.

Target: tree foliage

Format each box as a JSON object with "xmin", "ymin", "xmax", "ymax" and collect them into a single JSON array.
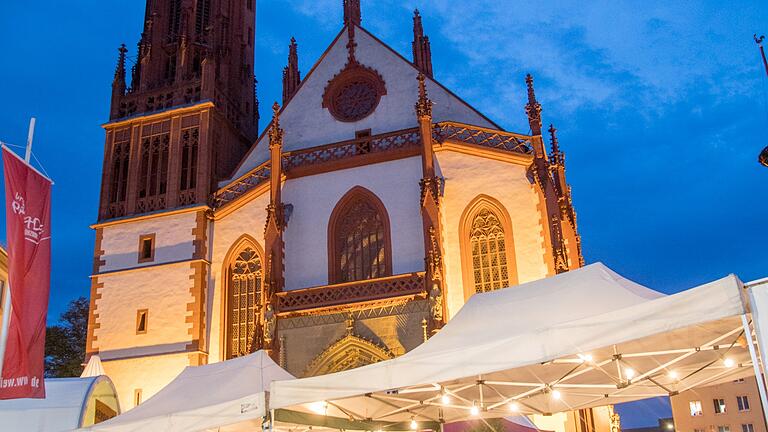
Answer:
[{"xmin": 44, "ymin": 297, "xmax": 88, "ymax": 377}]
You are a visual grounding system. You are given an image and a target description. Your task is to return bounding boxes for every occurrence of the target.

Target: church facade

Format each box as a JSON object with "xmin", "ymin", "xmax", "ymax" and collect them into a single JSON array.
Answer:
[{"xmin": 86, "ymin": 0, "xmax": 586, "ymax": 423}]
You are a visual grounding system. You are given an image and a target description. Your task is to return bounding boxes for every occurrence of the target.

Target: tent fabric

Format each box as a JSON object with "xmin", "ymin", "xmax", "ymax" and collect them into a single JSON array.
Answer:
[
  {"xmin": 0, "ymin": 376, "xmax": 118, "ymax": 432},
  {"xmin": 270, "ymin": 263, "xmax": 747, "ymax": 424},
  {"xmin": 81, "ymin": 355, "xmax": 106, "ymax": 378},
  {"xmin": 84, "ymin": 350, "xmax": 294, "ymax": 432}
]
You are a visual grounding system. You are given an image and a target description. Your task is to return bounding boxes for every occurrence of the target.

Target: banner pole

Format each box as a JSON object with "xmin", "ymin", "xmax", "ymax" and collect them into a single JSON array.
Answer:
[
  {"xmin": 0, "ymin": 281, "xmax": 10, "ymax": 376},
  {"xmin": 25, "ymin": 118, "xmax": 36, "ymax": 163}
]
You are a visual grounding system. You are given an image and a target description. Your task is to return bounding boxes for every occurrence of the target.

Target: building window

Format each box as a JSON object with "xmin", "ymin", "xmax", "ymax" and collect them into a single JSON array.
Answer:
[
  {"xmin": 138, "ymin": 234, "xmax": 156, "ymax": 263},
  {"xmin": 737, "ymin": 396, "xmax": 750, "ymax": 411},
  {"xmin": 179, "ymin": 127, "xmax": 199, "ymax": 193},
  {"xmin": 714, "ymin": 398, "xmax": 727, "ymax": 414},
  {"xmin": 742, "ymin": 425, "xmax": 754, "ymax": 432},
  {"xmin": 694, "ymin": 429, "xmax": 705, "ymax": 432},
  {"xmin": 460, "ymin": 196, "xmax": 518, "ymax": 300},
  {"xmin": 718, "ymin": 427, "xmax": 731, "ymax": 432},
  {"xmin": 134, "ymin": 389, "xmax": 143, "ymax": 407},
  {"xmin": 109, "ymin": 128, "xmax": 131, "ymax": 205},
  {"xmin": 734, "ymin": 378, "xmax": 745, "ymax": 383},
  {"xmin": 328, "ymin": 187, "xmax": 392, "ymax": 284},
  {"xmin": 137, "ymin": 122, "xmax": 170, "ymax": 212},
  {"xmin": 469, "ymin": 208, "xmax": 510, "ymax": 294},
  {"xmin": 136, "ymin": 309, "xmax": 148, "ymax": 334},
  {"xmin": 689, "ymin": 400, "xmax": 703, "ymax": 416},
  {"xmin": 225, "ymin": 244, "xmax": 262, "ymax": 359}
]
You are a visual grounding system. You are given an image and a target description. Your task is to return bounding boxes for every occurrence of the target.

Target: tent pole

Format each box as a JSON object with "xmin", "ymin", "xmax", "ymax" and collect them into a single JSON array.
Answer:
[{"xmin": 742, "ymin": 314, "xmax": 768, "ymax": 428}]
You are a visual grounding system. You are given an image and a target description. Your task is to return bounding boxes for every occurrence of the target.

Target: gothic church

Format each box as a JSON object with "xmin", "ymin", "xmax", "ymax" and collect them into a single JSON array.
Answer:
[{"xmin": 87, "ymin": 0, "xmax": 585, "ymax": 424}]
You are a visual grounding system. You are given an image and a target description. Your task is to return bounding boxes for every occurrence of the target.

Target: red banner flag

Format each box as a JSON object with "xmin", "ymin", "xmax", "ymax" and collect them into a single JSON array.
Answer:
[{"xmin": 0, "ymin": 147, "xmax": 51, "ymax": 399}]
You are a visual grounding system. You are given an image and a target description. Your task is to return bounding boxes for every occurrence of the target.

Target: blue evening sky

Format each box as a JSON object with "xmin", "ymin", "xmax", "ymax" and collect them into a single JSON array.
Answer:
[{"xmin": 0, "ymin": 1, "xmax": 766, "ymax": 426}]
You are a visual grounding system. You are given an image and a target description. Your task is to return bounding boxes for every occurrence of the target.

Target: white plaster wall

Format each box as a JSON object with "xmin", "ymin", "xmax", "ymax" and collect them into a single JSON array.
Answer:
[
  {"xmin": 102, "ymin": 354, "xmax": 189, "ymax": 412},
  {"xmin": 207, "ymin": 194, "xmax": 270, "ymax": 363},
  {"xmin": 229, "ymin": 27, "xmax": 495, "ymax": 181},
  {"xmin": 282, "ymin": 156, "xmax": 425, "ymax": 290},
  {"xmin": 94, "ymin": 263, "xmax": 194, "ymax": 358},
  {"xmin": 100, "ymin": 211, "xmax": 198, "ymax": 272},
  {"xmin": 437, "ymin": 151, "xmax": 548, "ymax": 319}
]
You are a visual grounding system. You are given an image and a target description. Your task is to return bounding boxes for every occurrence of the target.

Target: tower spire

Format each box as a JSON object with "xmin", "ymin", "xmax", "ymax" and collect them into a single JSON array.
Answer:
[
  {"xmin": 412, "ymin": 9, "xmax": 433, "ymax": 77},
  {"xmin": 343, "ymin": 0, "xmax": 362, "ymax": 27},
  {"xmin": 113, "ymin": 44, "xmax": 128, "ymax": 90},
  {"xmin": 549, "ymin": 124, "xmax": 562, "ymax": 164},
  {"xmin": 282, "ymin": 37, "xmax": 301, "ymax": 105},
  {"xmin": 525, "ymin": 74, "xmax": 543, "ymax": 136}
]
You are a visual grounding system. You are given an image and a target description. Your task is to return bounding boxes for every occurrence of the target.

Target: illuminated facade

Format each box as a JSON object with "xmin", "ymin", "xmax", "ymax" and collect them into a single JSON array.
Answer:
[{"xmin": 86, "ymin": 2, "xmax": 588, "ymax": 429}]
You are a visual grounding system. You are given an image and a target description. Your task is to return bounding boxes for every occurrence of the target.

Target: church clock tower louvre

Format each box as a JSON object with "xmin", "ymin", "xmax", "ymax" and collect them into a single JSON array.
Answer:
[{"xmin": 99, "ymin": 0, "xmax": 258, "ymax": 220}]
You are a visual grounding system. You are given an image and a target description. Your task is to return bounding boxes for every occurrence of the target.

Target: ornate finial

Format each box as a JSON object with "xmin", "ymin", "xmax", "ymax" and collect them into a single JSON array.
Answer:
[
  {"xmin": 525, "ymin": 74, "xmax": 543, "ymax": 136},
  {"xmin": 754, "ymin": 35, "xmax": 768, "ymax": 167},
  {"xmin": 343, "ymin": 0, "xmax": 362, "ymax": 27},
  {"xmin": 415, "ymin": 73, "xmax": 433, "ymax": 118},
  {"xmin": 549, "ymin": 124, "xmax": 560, "ymax": 154},
  {"xmin": 282, "ymin": 37, "xmax": 301, "ymax": 104},
  {"xmin": 760, "ymin": 146, "xmax": 768, "ymax": 167},
  {"xmin": 269, "ymin": 102, "xmax": 283, "ymax": 148},
  {"xmin": 549, "ymin": 124, "xmax": 564, "ymax": 166},
  {"xmin": 756, "ymin": 34, "xmax": 766, "ymax": 45},
  {"xmin": 114, "ymin": 44, "xmax": 128, "ymax": 85},
  {"xmin": 412, "ymin": 9, "xmax": 433, "ymax": 77}
]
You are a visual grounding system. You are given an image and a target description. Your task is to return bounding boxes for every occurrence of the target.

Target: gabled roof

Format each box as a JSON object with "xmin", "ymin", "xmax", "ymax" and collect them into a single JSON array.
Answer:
[{"xmin": 226, "ymin": 23, "xmax": 504, "ymax": 183}]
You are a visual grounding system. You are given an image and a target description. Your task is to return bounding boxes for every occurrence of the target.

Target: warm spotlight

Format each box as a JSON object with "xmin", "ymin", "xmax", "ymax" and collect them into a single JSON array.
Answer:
[
  {"xmin": 509, "ymin": 402, "xmax": 520, "ymax": 412},
  {"xmin": 470, "ymin": 405, "xmax": 480, "ymax": 416},
  {"xmin": 441, "ymin": 394, "xmax": 450, "ymax": 405},
  {"xmin": 552, "ymin": 390, "xmax": 562, "ymax": 400},
  {"xmin": 724, "ymin": 358, "xmax": 736, "ymax": 368}
]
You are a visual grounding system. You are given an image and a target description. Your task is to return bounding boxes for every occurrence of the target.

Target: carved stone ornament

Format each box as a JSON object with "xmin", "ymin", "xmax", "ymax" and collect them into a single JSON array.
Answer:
[
  {"xmin": 323, "ymin": 63, "xmax": 387, "ymax": 123},
  {"xmin": 429, "ymin": 282, "xmax": 443, "ymax": 323},
  {"xmin": 263, "ymin": 303, "xmax": 276, "ymax": 345}
]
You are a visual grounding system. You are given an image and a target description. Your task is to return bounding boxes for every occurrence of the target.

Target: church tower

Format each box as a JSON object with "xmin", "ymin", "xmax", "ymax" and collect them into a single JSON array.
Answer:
[{"xmin": 99, "ymin": 0, "xmax": 258, "ymax": 221}]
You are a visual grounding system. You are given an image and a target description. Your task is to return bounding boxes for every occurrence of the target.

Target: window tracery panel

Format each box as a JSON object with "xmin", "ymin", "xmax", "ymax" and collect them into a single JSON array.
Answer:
[
  {"xmin": 226, "ymin": 247, "xmax": 262, "ymax": 359},
  {"xmin": 329, "ymin": 188, "xmax": 392, "ymax": 284},
  {"xmin": 469, "ymin": 208, "xmax": 510, "ymax": 294}
]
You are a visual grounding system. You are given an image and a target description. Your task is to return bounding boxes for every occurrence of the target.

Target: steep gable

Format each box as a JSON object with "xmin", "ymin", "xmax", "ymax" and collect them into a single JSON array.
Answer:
[{"xmin": 227, "ymin": 25, "xmax": 499, "ymax": 182}]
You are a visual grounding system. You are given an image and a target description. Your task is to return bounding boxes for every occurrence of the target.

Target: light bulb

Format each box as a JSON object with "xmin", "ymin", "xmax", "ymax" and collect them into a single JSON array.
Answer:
[
  {"xmin": 470, "ymin": 405, "xmax": 480, "ymax": 416},
  {"xmin": 625, "ymin": 368, "xmax": 636, "ymax": 380},
  {"xmin": 410, "ymin": 419, "xmax": 418, "ymax": 430},
  {"xmin": 552, "ymin": 390, "xmax": 562, "ymax": 400},
  {"xmin": 668, "ymin": 371, "xmax": 679, "ymax": 380},
  {"xmin": 509, "ymin": 402, "xmax": 520, "ymax": 412},
  {"xmin": 441, "ymin": 394, "xmax": 450, "ymax": 405},
  {"xmin": 724, "ymin": 358, "xmax": 736, "ymax": 368},
  {"xmin": 578, "ymin": 353, "xmax": 593, "ymax": 363},
  {"xmin": 308, "ymin": 401, "xmax": 327, "ymax": 415}
]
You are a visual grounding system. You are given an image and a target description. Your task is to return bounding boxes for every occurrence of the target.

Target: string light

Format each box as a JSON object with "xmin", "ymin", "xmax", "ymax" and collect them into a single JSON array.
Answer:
[
  {"xmin": 724, "ymin": 358, "xmax": 736, "ymax": 368},
  {"xmin": 509, "ymin": 401, "xmax": 520, "ymax": 412},
  {"xmin": 308, "ymin": 401, "xmax": 327, "ymax": 415},
  {"xmin": 624, "ymin": 368, "xmax": 636, "ymax": 380},
  {"xmin": 410, "ymin": 418, "xmax": 418, "ymax": 430}
]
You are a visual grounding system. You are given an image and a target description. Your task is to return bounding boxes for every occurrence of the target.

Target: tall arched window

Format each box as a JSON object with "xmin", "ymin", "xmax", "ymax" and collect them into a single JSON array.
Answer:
[
  {"xmin": 328, "ymin": 187, "xmax": 392, "ymax": 284},
  {"xmin": 224, "ymin": 238, "xmax": 263, "ymax": 360},
  {"xmin": 460, "ymin": 196, "xmax": 518, "ymax": 299}
]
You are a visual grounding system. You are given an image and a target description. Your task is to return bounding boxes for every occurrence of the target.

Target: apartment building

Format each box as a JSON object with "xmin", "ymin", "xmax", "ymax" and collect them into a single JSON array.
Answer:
[{"xmin": 671, "ymin": 376, "xmax": 765, "ymax": 432}]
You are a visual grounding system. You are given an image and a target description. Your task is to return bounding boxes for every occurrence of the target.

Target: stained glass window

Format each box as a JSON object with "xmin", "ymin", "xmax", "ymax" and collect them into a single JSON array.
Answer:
[
  {"xmin": 333, "ymin": 197, "xmax": 388, "ymax": 283},
  {"xmin": 227, "ymin": 247, "xmax": 262, "ymax": 359},
  {"xmin": 470, "ymin": 208, "xmax": 510, "ymax": 293}
]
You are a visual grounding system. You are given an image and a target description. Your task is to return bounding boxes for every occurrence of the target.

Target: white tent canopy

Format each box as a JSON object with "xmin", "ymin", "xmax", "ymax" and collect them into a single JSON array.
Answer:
[
  {"xmin": 0, "ymin": 376, "xmax": 120, "ymax": 432},
  {"xmin": 84, "ymin": 350, "xmax": 294, "ymax": 432},
  {"xmin": 270, "ymin": 263, "xmax": 757, "ymax": 426}
]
